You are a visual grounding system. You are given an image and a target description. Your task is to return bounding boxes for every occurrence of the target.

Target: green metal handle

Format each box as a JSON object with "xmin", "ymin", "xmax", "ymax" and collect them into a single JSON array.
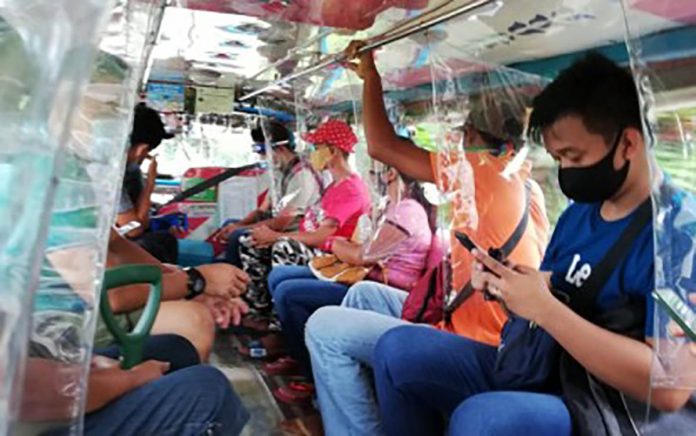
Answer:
[{"xmin": 100, "ymin": 265, "xmax": 162, "ymax": 369}]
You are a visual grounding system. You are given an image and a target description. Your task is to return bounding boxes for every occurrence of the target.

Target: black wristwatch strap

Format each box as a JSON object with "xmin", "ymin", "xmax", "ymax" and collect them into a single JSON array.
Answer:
[{"xmin": 183, "ymin": 267, "xmax": 206, "ymax": 300}]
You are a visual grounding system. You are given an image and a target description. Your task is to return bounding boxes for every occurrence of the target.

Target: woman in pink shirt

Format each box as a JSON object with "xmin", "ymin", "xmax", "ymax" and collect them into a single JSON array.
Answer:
[
  {"xmin": 263, "ymin": 165, "xmax": 434, "ymax": 404},
  {"xmin": 238, "ymin": 120, "xmax": 371, "ymax": 314}
]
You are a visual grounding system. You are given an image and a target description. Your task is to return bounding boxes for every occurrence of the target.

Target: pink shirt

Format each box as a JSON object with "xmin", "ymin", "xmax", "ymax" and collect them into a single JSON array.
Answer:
[
  {"xmin": 376, "ymin": 199, "xmax": 432, "ymax": 290},
  {"xmin": 300, "ymin": 173, "xmax": 371, "ymax": 240}
]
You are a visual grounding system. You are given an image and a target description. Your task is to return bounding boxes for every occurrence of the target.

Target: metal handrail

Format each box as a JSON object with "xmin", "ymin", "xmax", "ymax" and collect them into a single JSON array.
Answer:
[{"xmin": 238, "ymin": 0, "xmax": 498, "ymax": 102}]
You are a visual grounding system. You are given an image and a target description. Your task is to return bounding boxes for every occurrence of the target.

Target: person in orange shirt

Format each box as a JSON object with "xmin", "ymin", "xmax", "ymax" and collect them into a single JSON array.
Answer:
[{"xmin": 303, "ymin": 41, "xmax": 549, "ymax": 435}]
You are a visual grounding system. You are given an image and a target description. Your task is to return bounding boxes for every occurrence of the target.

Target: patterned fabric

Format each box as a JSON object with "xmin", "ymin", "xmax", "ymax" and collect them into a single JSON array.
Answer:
[
  {"xmin": 239, "ymin": 236, "xmax": 321, "ymax": 314},
  {"xmin": 301, "ymin": 119, "xmax": 358, "ymax": 153}
]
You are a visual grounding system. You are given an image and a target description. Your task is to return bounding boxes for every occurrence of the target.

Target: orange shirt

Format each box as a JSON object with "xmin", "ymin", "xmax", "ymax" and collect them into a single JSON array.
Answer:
[{"xmin": 430, "ymin": 151, "xmax": 550, "ymax": 346}]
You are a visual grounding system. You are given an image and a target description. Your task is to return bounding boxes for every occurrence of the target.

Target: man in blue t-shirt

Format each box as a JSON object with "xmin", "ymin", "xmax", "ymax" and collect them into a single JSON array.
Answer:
[{"xmin": 370, "ymin": 54, "xmax": 696, "ymax": 435}]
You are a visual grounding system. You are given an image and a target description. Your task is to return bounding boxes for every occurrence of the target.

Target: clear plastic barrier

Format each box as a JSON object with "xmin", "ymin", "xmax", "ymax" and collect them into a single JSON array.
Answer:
[
  {"xmin": 0, "ymin": 0, "xmax": 114, "ymax": 432},
  {"xmin": 11, "ymin": 1, "xmax": 161, "ymax": 434},
  {"xmin": 622, "ymin": 0, "xmax": 696, "ymax": 390}
]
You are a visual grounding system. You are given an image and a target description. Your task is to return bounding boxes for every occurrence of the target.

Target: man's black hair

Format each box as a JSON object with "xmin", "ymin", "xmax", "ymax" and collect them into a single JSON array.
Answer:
[
  {"xmin": 130, "ymin": 103, "xmax": 173, "ymax": 150},
  {"xmin": 250, "ymin": 120, "xmax": 294, "ymax": 151},
  {"xmin": 528, "ymin": 53, "xmax": 642, "ymax": 146}
]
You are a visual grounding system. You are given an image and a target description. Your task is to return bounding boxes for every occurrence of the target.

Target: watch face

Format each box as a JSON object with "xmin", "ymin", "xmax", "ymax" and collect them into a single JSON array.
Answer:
[{"xmin": 193, "ymin": 278, "xmax": 205, "ymax": 293}]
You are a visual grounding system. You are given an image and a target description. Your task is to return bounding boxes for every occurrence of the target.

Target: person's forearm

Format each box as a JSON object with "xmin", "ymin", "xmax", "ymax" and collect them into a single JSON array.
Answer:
[
  {"xmin": 236, "ymin": 208, "xmax": 263, "ymax": 227},
  {"xmin": 135, "ymin": 182, "xmax": 155, "ymax": 227},
  {"xmin": 109, "ymin": 270, "xmax": 187, "ymax": 313},
  {"xmin": 333, "ymin": 240, "xmax": 366, "ymax": 265},
  {"xmin": 85, "ymin": 367, "xmax": 142, "ymax": 413},
  {"xmin": 283, "ymin": 227, "xmax": 335, "ymax": 249},
  {"xmin": 538, "ymin": 298, "xmax": 662, "ymax": 405},
  {"xmin": 265, "ymin": 214, "xmax": 294, "ymax": 232}
]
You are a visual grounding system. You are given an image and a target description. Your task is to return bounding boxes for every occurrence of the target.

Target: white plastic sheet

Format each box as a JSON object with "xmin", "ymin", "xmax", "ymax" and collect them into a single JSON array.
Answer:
[
  {"xmin": 12, "ymin": 1, "xmax": 162, "ymax": 434},
  {"xmin": 622, "ymin": 0, "xmax": 696, "ymax": 390},
  {"xmin": 0, "ymin": 1, "xmax": 115, "ymax": 432}
]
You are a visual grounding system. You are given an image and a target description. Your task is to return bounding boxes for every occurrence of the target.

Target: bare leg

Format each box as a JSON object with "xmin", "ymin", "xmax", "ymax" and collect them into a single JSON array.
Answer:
[{"xmin": 151, "ymin": 301, "xmax": 216, "ymax": 362}]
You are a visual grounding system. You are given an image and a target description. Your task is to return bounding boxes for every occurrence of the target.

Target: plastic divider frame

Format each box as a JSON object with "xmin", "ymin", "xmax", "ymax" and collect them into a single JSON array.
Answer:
[{"xmin": 100, "ymin": 265, "xmax": 163, "ymax": 370}]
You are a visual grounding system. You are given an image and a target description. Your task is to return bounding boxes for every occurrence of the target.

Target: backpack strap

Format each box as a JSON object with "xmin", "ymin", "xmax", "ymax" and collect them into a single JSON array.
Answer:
[
  {"xmin": 571, "ymin": 198, "xmax": 652, "ymax": 317},
  {"xmin": 443, "ymin": 181, "xmax": 532, "ymax": 324}
]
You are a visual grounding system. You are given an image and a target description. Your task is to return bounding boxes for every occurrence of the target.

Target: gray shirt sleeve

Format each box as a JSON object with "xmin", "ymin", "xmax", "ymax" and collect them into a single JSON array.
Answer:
[{"xmin": 118, "ymin": 188, "xmax": 134, "ymax": 214}]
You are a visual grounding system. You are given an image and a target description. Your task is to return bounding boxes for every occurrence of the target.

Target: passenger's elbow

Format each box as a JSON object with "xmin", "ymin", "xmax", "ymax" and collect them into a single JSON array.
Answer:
[
  {"xmin": 651, "ymin": 389, "xmax": 692, "ymax": 413},
  {"xmin": 366, "ymin": 140, "xmax": 384, "ymax": 161}
]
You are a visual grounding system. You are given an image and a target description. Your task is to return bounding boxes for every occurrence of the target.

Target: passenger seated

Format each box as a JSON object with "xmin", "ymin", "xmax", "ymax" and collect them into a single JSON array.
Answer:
[
  {"xmin": 374, "ymin": 55, "xmax": 696, "ymax": 435},
  {"xmin": 22, "ymin": 334, "xmax": 249, "ymax": 435},
  {"xmin": 212, "ymin": 121, "xmax": 322, "ymax": 268},
  {"xmin": 238, "ymin": 119, "xmax": 371, "ymax": 314},
  {"xmin": 303, "ymin": 41, "xmax": 549, "ymax": 434},
  {"xmin": 264, "ymin": 165, "xmax": 434, "ymax": 403},
  {"xmin": 116, "ymin": 103, "xmax": 178, "ymax": 263},
  {"xmin": 103, "ymin": 229, "xmax": 249, "ymax": 361}
]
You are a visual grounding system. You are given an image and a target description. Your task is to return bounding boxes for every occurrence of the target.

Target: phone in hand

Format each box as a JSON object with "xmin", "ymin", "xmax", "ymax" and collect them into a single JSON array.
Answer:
[
  {"xmin": 653, "ymin": 288, "xmax": 696, "ymax": 342},
  {"xmin": 454, "ymin": 231, "xmax": 501, "ymax": 301},
  {"xmin": 115, "ymin": 221, "xmax": 141, "ymax": 236}
]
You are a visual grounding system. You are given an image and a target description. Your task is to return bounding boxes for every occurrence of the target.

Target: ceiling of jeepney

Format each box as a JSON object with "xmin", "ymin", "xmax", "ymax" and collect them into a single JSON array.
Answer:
[{"xmin": 146, "ymin": 0, "xmax": 696, "ymax": 110}]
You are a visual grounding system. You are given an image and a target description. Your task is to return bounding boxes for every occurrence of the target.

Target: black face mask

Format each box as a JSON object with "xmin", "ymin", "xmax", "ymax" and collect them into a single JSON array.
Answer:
[{"xmin": 558, "ymin": 130, "xmax": 630, "ymax": 203}]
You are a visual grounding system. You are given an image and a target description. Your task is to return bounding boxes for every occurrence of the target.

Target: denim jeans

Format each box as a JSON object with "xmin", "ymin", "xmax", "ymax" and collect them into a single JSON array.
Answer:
[
  {"xmin": 267, "ymin": 265, "xmax": 349, "ymax": 376},
  {"xmin": 223, "ymin": 226, "xmax": 249, "ymax": 268},
  {"xmin": 305, "ymin": 282, "xmax": 410, "ymax": 436},
  {"xmin": 84, "ymin": 365, "xmax": 249, "ymax": 436},
  {"xmin": 372, "ymin": 325, "xmax": 504, "ymax": 436},
  {"xmin": 448, "ymin": 391, "xmax": 571, "ymax": 436}
]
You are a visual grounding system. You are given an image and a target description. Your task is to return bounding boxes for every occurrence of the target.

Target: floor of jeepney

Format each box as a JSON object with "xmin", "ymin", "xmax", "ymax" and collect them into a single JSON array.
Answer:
[{"xmin": 211, "ymin": 329, "xmax": 323, "ymax": 436}]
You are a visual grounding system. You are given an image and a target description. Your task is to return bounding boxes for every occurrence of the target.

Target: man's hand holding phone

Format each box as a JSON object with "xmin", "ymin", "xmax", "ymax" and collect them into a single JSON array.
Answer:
[{"xmin": 472, "ymin": 249, "xmax": 556, "ymax": 324}]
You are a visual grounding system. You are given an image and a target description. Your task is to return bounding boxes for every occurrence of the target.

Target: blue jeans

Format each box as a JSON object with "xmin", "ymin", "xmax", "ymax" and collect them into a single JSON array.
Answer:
[
  {"xmin": 373, "ymin": 325, "xmax": 497, "ymax": 435},
  {"xmin": 306, "ymin": 282, "xmax": 410, "ymax": 436},
  {"xmin": 224, "ymin": 226, "xmax": 249, "ymax": 268},
  {"xmin": 267, "ymin": 266, "xmax": 349, "ymax": 376},
  {"xmin": 84, "ymin": 365, "xmax": 249, "ymax": 436},
  {"xmin": 448, "ymin": 391, "xmax": 571, "ymax": 436}
]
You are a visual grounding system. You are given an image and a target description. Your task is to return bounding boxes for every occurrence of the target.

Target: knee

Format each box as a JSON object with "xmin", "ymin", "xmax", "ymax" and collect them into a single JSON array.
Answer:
[
  {"xmin": 305, "ymin": 306, "xmax": 347, "ymax": 349},
  {"xmin": 268, "ymin": 267, "xmax": 283, "ymax": 295},
  {"xmin": 187, "ymin": 303, "xmax": 216, "ymax": 360},
  {"xmin": 342, "ymin": 282, "xmax": 375, "ymax": 309},
  {"xmin": 450, "ymin": 394, "xmax": 519, "ymax": 436},
  {"xmin": 448, "ymin": 395, "xmax": 496, "ymax": 436},
  {"xmin": 373, "ymin": 326, "xmax": 427, "ymax": 381},
  {"xmin": 268, "ymin": 266, "xmax": 292, "ymax": 296}
]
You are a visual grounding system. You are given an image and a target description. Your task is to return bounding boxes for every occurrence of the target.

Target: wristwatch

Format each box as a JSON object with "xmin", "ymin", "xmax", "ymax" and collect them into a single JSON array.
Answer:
[{"xmin": 183, "ymin": 267, "xmax": 206, "ymax": 300}]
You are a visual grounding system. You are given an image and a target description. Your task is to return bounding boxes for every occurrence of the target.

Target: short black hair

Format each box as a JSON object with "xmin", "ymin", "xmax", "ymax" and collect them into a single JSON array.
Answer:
[
  {"xmin": 250, "ymin": 120, "xmax": 294, "ymax": 151},
  {"xmin": 528, "ymin": 53, "xmax": 642, "ymax": 146},
  {"xmin": 130, "ymin": 103, "xmax": 173, "ymax": 150}
]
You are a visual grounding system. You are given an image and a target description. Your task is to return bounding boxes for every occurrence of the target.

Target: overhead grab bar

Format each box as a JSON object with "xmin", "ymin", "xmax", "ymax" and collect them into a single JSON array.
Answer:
[{"xmin": 238, "ymin": 0, "xmax": 499, "ymax": 102}]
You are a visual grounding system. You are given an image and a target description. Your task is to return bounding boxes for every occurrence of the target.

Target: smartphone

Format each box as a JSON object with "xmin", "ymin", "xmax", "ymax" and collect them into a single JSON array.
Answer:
[
  {"xmin": 653, "ymin": 288, "xmax": 696, "ymax": 342},
  {"xmin": 115, "ymin": 221, "xmax": 141, "ymax": 236},
  {"xmin": 454, "ymin": 231, "xmax": 501, "ymax": 301}
]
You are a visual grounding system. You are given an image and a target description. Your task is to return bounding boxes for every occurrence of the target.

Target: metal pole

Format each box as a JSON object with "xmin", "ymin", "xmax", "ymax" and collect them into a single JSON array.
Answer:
[
  {"xmin": 139, "ymin": 0, "xmax": 169, "ymax": 93},
  {"xmin": 238, "ymin": 0, "xmax": 498, "ymax": 102}
]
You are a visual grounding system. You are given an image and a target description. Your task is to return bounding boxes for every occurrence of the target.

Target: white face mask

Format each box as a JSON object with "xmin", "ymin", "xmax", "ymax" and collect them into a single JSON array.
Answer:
[{"xmin": 321, "ymin": 170, "xmax": 333, "ymax": 187}]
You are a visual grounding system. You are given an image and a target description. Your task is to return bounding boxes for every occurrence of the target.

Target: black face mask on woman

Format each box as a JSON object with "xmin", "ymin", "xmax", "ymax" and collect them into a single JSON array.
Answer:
[{"xmin": 558, "ymin": 129, "xmax": 630, "ymax": 203}]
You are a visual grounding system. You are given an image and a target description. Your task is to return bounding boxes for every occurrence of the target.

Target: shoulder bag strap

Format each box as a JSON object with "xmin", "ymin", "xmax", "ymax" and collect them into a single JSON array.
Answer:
[
  {"xmin": 444, "ymin": 181, "xmax": 532, "ymax": 322},
  {"xmin": 572, "ymin": 198, "xmax": 653, "ymax": 316}
]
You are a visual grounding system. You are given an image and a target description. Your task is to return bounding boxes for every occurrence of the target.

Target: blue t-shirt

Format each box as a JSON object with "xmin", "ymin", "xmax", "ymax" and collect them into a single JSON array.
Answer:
[{"xmin": 541, "ymin": 201, "xmax": 655, "ymax": 336}]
